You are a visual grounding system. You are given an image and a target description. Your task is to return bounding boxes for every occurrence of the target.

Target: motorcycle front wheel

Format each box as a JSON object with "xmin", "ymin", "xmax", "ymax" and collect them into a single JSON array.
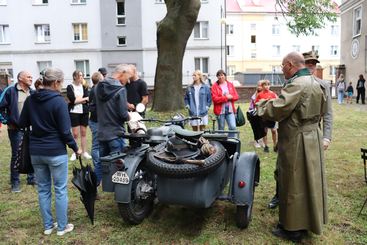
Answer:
[{"xmin": 118, "ymin": 166, "xmax": 155, "ymax": 225}]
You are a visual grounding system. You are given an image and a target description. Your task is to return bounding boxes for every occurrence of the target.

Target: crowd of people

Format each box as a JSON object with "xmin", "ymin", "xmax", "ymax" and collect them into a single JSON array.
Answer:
[{"xmin": 0, "ymin": 49, "xmax": 341, "ymax": 242}]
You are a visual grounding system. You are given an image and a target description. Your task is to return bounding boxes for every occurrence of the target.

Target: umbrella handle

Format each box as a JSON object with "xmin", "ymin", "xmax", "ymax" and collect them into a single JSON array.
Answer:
[{"xmin": 79, "ymin": 155, "xmax": 83, "ymax": 168}]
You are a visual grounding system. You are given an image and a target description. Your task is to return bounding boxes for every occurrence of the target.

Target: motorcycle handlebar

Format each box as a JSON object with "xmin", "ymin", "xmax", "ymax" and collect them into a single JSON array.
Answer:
[{"xmin": 140, "ymin": 116, "xmax": 202, "ymax": 124}]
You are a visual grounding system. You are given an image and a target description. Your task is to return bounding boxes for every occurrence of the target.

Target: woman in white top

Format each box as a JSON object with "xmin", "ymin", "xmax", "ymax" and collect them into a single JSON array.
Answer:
[{"xmin": 66, "ymin": 70, "xmax": 90, "ymax": 161}]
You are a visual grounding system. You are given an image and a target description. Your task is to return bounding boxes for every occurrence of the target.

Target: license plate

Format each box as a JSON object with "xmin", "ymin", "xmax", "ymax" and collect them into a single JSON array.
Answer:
[{"xmin": 112, "ymin": 171, "xmax": 130, "ymax": 184}]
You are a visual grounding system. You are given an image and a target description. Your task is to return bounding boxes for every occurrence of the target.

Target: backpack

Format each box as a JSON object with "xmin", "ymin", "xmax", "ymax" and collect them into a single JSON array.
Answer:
[{"xmin": 0, "ymin": 85, "xmax": 13, "ymax": 124}]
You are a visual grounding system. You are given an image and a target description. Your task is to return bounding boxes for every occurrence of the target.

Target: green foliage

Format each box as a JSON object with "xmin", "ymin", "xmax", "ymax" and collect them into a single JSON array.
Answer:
[{"xmin": 276, "ymin": 0, "xmax": 337, "ymax": 36}]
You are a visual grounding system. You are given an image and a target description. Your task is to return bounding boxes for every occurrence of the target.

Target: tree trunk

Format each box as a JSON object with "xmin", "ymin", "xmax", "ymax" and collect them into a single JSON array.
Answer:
[{"xmin": 152, "ymin": 0, "xmax": 201, "ymax": 112}]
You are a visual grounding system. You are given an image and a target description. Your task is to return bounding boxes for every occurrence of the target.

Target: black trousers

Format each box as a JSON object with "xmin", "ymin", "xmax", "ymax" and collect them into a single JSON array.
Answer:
[{"xmin": 356, "ymin": 88, "xmax": 365, "ymax": 104}]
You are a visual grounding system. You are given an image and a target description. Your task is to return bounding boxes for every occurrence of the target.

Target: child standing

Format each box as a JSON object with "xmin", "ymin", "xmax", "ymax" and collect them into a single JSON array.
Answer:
[
  {"xmin": 346, "ymin": 81, "xmax": 354, "ymax": 104},
  {"xmin": 255, "ymin": 80, "xmax": 278, "ymax": 152}
]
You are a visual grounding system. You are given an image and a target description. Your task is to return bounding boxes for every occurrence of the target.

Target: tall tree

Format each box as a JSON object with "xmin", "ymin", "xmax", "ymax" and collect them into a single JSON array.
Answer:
[
  {"xmin": 276, "ymin": 0, "xmax": 337, "ymax": 36},
  {"xmin": 152, "ymin": 0, "xmax": 201, "ymax": 112}
]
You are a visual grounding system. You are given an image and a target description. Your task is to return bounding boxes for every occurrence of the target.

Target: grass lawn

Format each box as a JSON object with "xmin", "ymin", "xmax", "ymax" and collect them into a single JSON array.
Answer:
[{"xmin": 0, "ymin": 101, "xmax": 366, "ymax": 244}]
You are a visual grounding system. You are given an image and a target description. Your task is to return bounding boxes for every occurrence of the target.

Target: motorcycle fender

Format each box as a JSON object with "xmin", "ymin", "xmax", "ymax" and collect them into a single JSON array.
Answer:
[
  {"xmin": 114, "ymin": 154, "xmax": 145, "ymax": 203},
  {"xmin": 232, "ymin": 152, "xmax": 260, "ymax": 206}
]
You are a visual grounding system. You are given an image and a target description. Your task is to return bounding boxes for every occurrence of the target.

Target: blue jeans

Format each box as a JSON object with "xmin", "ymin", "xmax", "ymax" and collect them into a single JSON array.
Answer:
[
  {"xmin": 217, "ymin": 108, "xmax": 237, "ymax": 138},
  {"xmin": 31, "ymin": 154, "xmax": 69, "ymax": 232},
  {"xmin": 338, "ymin": 90, "xmax": 344, "ymax": 104},
  {"xmin": 89, "ymin": 120, "xmax": 102, "ymax": 185},
  {"xmin": 8, "ymin": 129, "xmax": 34, "ymax": 185},
  {"xmin": 99, "ymin": 137, "xmax": 125, "ymax": 158}
]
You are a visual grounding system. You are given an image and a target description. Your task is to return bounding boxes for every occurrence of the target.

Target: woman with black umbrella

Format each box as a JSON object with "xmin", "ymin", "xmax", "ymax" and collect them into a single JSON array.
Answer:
[{"xmin": 19, "ymin": 68, "xmax": 82, "ymax": 236}]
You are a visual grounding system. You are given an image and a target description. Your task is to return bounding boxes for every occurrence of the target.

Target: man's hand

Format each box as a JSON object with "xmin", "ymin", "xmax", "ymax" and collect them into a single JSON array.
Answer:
[
  {"xmin": 127, "ymin": 103, "xmax": 135, "ymax": 111},
  {"xmin": 323, "ymin": 138, "xmax": 331, "ymax": 150},
  {"xmin": 75, "ymin": 149, "xmax": 82, "ymax": 157}
]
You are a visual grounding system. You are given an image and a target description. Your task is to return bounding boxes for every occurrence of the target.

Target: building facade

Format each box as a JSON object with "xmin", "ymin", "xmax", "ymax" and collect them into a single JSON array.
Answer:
[
  {"xmin": 226, "ymin": 0, "xmax": 341, "ymax": 84},
  {"xmin": 340, "ymin": 0, "xmax": 367, "ymax": 85},
  {"xmin": 0, "ymin": 0, "xmax": 223, "ymax": 86}
]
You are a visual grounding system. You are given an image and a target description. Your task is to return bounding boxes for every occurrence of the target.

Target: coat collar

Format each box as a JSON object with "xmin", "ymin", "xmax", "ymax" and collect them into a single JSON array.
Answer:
[{"xmin": 286, "ymin": 68, "xmax": 311, "ymax": 85}]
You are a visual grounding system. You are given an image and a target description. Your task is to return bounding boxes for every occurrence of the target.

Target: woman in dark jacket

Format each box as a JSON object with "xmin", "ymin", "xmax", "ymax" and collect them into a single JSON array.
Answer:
[
  {"xmin": 19, "ymin": 67, "xmax": 81, "ymax": 236},
  {"xmin": 67, "ymin": 70, "xmax": 90, "ymax": 161},
  {"xmin": 356, "ymin": 74, "xmax": 365, "ymax": 104}
]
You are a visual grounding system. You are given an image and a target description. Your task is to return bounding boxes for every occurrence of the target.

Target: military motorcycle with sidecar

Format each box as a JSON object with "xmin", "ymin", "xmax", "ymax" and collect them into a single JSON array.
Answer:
[{"xmin": 100, "ymin": 114, "xmax": 260, "ymax": 229}]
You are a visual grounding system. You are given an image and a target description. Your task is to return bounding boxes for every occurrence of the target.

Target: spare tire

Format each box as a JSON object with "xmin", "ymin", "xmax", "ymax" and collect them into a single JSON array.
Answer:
[{"xmin": 146, "ymin": 141, "xmax": 226, "ymax": 178}]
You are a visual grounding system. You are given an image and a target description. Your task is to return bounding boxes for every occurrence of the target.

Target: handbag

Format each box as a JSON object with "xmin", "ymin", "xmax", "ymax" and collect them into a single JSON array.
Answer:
[
  {"xmin": 235, "ymin": 106, "xmax": 246, "ymax": 127},
  {"xmin": 14, "ymin": 129, "xmax": 34, "ymax": 174}
]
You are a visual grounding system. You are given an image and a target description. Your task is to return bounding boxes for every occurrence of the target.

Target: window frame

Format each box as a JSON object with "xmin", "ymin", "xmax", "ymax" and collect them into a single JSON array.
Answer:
[
  {"xmin": 330, "ymin": 45, "xmax": 339, "ymax": 56},
  {"xmin": 272, "ymin": 24, "xmax": 280, "ymax": 35},
  {"xmin": 226, "ymin": 45, "xmax": 234, "ymax": 56},
  {"xmin": 117, "ymin": 36, "xmax": 127, "ymax": 46},
  {"xmin": 72, "ymin": 23, "xmax": 88, "ymax": 42},
  {"xmin": 226, "ymin": 24, "xmax": 234, "ymax": 35},
  {"xmin": 194, "ymin": 21, "xmax": 209, "ymax": 39},
  {"xmin": 0, "ymin": 25, "xmax": 10, "ymax": 44},
  {"xmin": 116, "ymin": 0, "xmax": 126, "ymax": 26},
  {"xmin": 353, "ymin": 6, "xmax": 362, "ymax": 37},
  {"xmin": 32, "ymin": 0, "xmax": 48, "ymax": 5},
  {"xmin": 194, "ymin": 57, "xmax": 209, "ymax": 73},
  {"xmin": 37, "ymin": 61, "xmax": 52, "ymax": 74},
  {"xmin": 74, "ymin": 60, "xmax": 90, "ymax": 78},
  {"xmin": 272, "ymin": 45, "xmax": 281, "ymax": 57},
  {"xmin": 330, "ymin": 24, "xmax": 338, "ymax": 36},
  {"xmin": 71, "ymin": 0, "xmax": 86, "ymax": 5},
  {"xmin": 34, "ymin": 24, "xmax": 51, "ymax": 43}
]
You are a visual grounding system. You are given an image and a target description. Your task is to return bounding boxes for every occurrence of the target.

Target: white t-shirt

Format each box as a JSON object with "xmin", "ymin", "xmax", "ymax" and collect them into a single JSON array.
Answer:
[{"xmin": 70, "ymin": 83, "xmax": 83, "ymax": 114}]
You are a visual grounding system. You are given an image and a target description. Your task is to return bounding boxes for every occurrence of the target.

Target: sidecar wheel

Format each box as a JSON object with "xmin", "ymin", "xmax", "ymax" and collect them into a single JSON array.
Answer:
[
  {"xmin": 235, "ymin": 203, "xmax": 253, "ymax": 229},
  {"xmin": 118, "ymin": 167, "xmax": 154, "ymax": 225},
  {"xmin": 147, "ymin": 141, "xmax": 226, "ymax": 178}
]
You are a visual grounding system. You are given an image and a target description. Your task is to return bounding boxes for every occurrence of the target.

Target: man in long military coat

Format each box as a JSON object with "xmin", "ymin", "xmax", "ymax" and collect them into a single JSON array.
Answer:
[{"xmin": 257, "ymin": 52, "xmax": 328, "ymax": 242}]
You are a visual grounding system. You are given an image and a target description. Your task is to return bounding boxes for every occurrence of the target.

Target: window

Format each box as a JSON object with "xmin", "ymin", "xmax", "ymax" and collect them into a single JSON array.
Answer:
[
  {"xmin": 0, "ymin": 0, "xmax": 7, "ymax": 5},
  {"xmin": 272, "ymin": 24, "xmax": 280, "ymax": 35},
  {"xmin": 251, "ymin": 35, "xmax": 256, "ymax": 43},
  {"xmin": 73, "ymin": 23, "xmax": 88, "ymax": 41},
  {"xmin": 228, "ymin": 66, "xmax": 236, "ymax": 76},
  {"xmin": 329, "ymin": 66, "xmax": 336, "ymax": 76},
  {"xmin": 353, "ymin": 6, "xmax": 362, "ymax": 36},
  {"xmin": 226, "ymin": 45, "xmax": 234, "ymax": 56},
  {"xmin": 0, "ymin": 25, "xmax": 10, "ymax": 44},
  {"xmin": 75, "ymin": 60, "xmax": 90, "ymax": 77},
  {"xmin": 272, "ymin": 45, "xmax": 280, "ymax": 57},
  {"xmin": 116, "ymin": 0, "xmax": 125, "ymax": 25},
  {"xmin": 117, "ymin": 36, "xmax": 126, "ymax": 46},
  {"xmin": 292, "ymin": 45, "xmax": 300, "ymax": 52},
  {"xmin": 250, "ymin": 23, "xmax": 256, "ymax": 31},
  {"xmin": 226, "ymin": 24, "xmax": 234, "ymax": 35},
  {"xmin": 251, "ymin": 52, "xmax": 256, "ymax": 59},
  {"xmin": 312, "ymin": 45, "xmax": 319, "ymax": 53},
  {"xmin": 0, "ymin": 63, "xmax": 13, "ymax": 82},
  {"xmin": 194, "ymin": 21, "xmax": 208, "ymax": 39},
  {"xmin": 201, "ymin": 0, "xmax": 208, "ymax": 3},
  {"xmin": 330, "ymin": 25, "xmax": 338, "ymax": 36},
  {"xmin": 71, "ymin": 0, "xmax": 86, "ymax": 4},
  {"xmin": 194, "ymin": 57, "xmax": 208, "ymax": 73},
  {"xmin": 33, "ymin": 0, "xmax": 48, "ymax": 4},
  {"xmin": 37, "ymin": 61, "xmax": 52, "ymax": 74},
  {"xmin": 330, "ymin": 45, "xmax": 338, "ymax": 56},
  {"xmin": 35, "ymin": 24, "xmax": 50, "ymax": 43},
  {"xmin": 155, "ymin": 0, "xmax": 164, "ymax": 3}
]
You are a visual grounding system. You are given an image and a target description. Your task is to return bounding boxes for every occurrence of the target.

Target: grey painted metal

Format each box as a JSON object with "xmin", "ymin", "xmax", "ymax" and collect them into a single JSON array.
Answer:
[
  {"xmin": 156, "ymin": 157, "xmax": 230, "ymax": 208},
  {"xmin": 232, "ymin": 152, "xmax": 260, "ymax": 206}
]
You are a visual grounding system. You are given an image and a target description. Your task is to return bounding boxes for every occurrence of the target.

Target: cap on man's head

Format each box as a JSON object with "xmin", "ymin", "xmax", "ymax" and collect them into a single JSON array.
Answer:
[
  {"xmin": 98, "ymin": 67, "xmax": 107, "ymax": 75},
  {"xmin": 302, "ymin": 51, "xmax": 320, "ymax": 64}
]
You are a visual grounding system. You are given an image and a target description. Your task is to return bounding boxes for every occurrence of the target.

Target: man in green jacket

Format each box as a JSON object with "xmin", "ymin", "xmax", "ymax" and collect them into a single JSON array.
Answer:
[{"xmin": 257, "ymin": 52, "xmax": 328, "ymax": 242}]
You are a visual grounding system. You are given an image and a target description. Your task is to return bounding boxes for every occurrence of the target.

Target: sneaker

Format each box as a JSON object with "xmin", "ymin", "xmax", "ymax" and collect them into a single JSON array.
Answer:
[
  {"xmin": 44, "ymin": 222, "xmax": 58, "ymax": 235},
  {"xmin": 70, "ymin": 153, "xmax": 76, "ymax": 161},
  {"xmin": 11, "ymin": 183, "xmax": 21, "ymax": 193},
  {"xmin": 254, "ymin": 141, "xmax": 261, "ymax": 148},
  {"xmin": 27, "ymin": 179, "xmax": 37, "ymax": 186},
  {"xmin": 82, "ymin": 152, "xmax": 92, "ymax": 160},
  {"xmin": 57, "ymin": 224, "xmax": 74, "ymax": 236},
  {"xmin": 264, "ymin": 146, "xmax": 269, "ymax": 153}
]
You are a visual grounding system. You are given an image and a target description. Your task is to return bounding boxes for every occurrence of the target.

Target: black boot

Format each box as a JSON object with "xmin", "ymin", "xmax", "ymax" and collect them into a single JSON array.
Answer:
[
  {"xmin": 268, "ymin": 181, "xmax": 279, "ymax": 209},
  {"xmin": 272, "ymin": 223, "xmax": 307, "ymax": 243}
]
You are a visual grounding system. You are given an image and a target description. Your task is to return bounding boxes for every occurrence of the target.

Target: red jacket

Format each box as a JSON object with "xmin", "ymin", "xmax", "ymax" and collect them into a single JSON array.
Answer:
[
  {"xmin": 211, "ymin": 80, "xmax": 239, "ymax": 115},
  {"xmin": 255, "ymin": 90, "xmax": 277, "ymax": 103}
]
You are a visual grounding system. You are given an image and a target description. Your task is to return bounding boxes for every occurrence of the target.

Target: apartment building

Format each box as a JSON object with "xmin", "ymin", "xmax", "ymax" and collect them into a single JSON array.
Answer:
[
  {"xmin": 0, "ymin": 0, "xmax": 223, "ymax": 86},
  {"xmin": 340, "ymin": 0, "xmax": 367, "ymax": 84},
  {"xmin": 225, "ymin": 0, "xmax": 341, "ymax": 84}
]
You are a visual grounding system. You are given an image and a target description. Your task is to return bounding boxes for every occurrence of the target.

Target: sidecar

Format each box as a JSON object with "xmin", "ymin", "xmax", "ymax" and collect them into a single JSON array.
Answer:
[{"xmin": 100, "ymin": 126, "xmax": 260, "ymax": 229}]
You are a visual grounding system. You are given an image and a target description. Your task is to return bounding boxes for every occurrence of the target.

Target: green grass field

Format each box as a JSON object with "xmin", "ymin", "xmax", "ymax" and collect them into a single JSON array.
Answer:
[{"xmin": 0, "ymin": 101, "xmax": 366, "ymax": 244}]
